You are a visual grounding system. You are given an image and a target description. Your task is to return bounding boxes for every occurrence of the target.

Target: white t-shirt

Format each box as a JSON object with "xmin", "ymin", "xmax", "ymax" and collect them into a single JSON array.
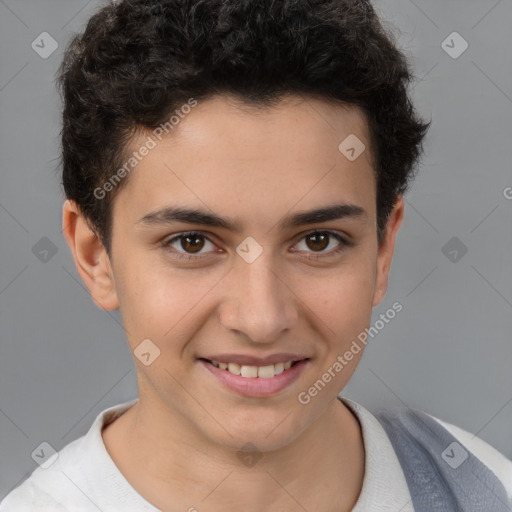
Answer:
[{"xmin": 1, "ymin": 397, "xmax": 511, "ymax": 512}]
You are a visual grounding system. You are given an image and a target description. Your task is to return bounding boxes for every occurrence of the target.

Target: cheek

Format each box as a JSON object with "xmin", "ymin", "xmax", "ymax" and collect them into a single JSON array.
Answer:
[
  {"xmin": 307, "ymin": 260, "xmax": 376, "ymax": 335},
  {"xmin": 117, "ymin": 260, "xmax": 224, "ymax": 345},
  {"xmin": 302, "ymin": 270, "xmax": 375, "ymax": 392}
]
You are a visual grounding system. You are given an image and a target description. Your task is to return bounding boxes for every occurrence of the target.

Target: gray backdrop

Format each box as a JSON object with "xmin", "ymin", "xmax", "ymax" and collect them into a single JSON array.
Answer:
[{"xmin": 1, "ymin": 0, "xmax": 511, "ymax": 500}]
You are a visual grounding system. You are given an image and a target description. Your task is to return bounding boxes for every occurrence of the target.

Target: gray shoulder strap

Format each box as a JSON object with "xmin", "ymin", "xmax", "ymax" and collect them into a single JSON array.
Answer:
[{"xmin": 375, "ymin": 408, "xmax": 511, "ymax": 512}]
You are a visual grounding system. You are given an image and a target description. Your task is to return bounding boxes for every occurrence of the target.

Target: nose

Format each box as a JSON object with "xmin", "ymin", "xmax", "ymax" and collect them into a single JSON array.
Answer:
[{"xmin": 218, "ymin": 252, "xmax": 298, "ymax": 344}]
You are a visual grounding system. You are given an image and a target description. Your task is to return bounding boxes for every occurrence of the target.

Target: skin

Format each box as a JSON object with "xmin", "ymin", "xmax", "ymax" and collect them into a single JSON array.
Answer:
[{"xmin": 63, "ymin": 93, "xmax": 404, "ymax": 512}]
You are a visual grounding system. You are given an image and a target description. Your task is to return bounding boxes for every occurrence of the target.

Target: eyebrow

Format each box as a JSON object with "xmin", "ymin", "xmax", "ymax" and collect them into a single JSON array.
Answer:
[{"xmin": 136, "ymin": 203, "xmax": 367, "ymax": 232}]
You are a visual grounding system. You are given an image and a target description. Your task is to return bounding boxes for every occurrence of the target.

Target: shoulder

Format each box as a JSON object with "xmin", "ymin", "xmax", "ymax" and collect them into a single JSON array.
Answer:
[
  {"xmin": 0, "ymin": 424, "xmax": 109, "ymax": 512},
  {"xmin": 375, "ymin": 406, "xmax": 512, "ymax": 502},
  {"xmin": 0, "ymin": 439, "xmax": 83, "ymax": 512},
  {"xmin": 432, "ymin": 414, "xmax": 512, "ymax": 500},
  {"xmin": 1, "ymin": 399, "xmax": 138, "ymax": 512},
  {"xmin": 0, "ymin": 477, "xmax": 70, "ymax": 512}
]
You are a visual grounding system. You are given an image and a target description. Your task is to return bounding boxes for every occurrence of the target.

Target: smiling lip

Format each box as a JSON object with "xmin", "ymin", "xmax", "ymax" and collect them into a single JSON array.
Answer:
[{"xmin": 199, "ymin": 358, "xmax": 309, "ymax": 397}]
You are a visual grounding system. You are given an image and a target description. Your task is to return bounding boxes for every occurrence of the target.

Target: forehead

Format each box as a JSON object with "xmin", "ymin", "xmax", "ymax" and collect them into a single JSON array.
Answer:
[{"xmin": 113, "ymin": 94, "xmax": 376, "ymax": 227}]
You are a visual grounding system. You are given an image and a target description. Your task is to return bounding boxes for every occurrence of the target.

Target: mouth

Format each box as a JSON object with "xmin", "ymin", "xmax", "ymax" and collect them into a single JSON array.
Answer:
[{"xmin": 198, "ymin": 357, "xmax": 310, "ymax": 397}]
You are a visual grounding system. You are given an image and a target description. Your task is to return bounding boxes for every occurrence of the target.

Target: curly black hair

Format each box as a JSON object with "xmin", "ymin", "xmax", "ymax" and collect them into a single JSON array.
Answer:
[{"xmin": 57, "ymin": 0, "xmax": 430, "ymax": 256}]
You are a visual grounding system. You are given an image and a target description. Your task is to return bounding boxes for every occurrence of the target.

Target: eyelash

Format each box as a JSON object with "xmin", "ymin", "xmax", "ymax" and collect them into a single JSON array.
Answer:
[{"xmin": 162, "ymin": 230, "xmax": 354, "ymax": 262}]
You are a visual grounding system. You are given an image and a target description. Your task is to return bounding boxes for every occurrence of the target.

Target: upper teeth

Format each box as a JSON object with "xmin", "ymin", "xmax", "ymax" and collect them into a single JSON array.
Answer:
[{"xmin": 210, "ymin": 360, "xmax": 294, "ymax": 378}]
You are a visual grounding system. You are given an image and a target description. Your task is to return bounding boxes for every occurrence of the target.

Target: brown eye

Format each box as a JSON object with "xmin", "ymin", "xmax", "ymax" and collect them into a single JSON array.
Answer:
[
  {"xmin": 305, "ymin": 232, "xmax": 330, "ymax": 252},
  {"xmin": 164, "ymin": 231, "xmax": 217, "ymax": 258},
  {"xmin": 292, "ymin": 230, "xmax": 352, "ymax": 260},
  {"xmin": 180, "ymin": 234, "xmax": 205, "ymax": 253}
]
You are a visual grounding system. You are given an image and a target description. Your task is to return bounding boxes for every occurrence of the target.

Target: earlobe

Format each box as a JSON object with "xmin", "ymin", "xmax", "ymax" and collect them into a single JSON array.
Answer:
[
  {"xmin": 62, "ymin": 200, "xmax": 119, "ymax": 311},
  {"xmin": 372, "ymin": 196, "xmax": 404, "ymax": 307}
]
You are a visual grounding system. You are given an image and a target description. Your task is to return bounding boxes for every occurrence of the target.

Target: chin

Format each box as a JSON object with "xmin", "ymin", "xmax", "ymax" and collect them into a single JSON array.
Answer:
[{"xmin": 207, "ymin": 413, "xmax": 306, "ymax": 453}]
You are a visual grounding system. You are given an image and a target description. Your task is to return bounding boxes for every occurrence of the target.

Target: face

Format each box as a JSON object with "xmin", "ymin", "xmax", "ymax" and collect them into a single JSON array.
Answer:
[{"xmin": 65, "ymin": 94, "xmax": 403, "ymax": 452}]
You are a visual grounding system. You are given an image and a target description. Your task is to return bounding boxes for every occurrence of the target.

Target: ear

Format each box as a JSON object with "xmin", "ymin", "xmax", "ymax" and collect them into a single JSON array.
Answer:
[
  {"xmin": 62, "ymin": 199, "xmax": 119, "ymax": 311},
  {"xmin": 372, "ymin": 196, "xmax": 404, "ymax": 307}
]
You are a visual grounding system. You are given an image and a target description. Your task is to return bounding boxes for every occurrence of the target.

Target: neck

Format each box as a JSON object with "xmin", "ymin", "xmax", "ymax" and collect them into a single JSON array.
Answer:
[{"xmin": 102, "ymin": 395, "xmax": 365, "ymax": 512}]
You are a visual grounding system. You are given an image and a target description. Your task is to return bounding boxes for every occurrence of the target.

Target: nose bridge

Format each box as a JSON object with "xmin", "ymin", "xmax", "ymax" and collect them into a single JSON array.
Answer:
[{"xmin": 220, "ymin": 249, "xmax": 297, "ymax": 343}]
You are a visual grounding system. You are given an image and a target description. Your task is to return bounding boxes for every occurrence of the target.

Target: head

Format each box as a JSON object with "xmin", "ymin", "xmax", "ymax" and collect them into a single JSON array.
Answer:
[{"xmin": 59, "ymin": 0, "xmax": 429, "ymax": 452}]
